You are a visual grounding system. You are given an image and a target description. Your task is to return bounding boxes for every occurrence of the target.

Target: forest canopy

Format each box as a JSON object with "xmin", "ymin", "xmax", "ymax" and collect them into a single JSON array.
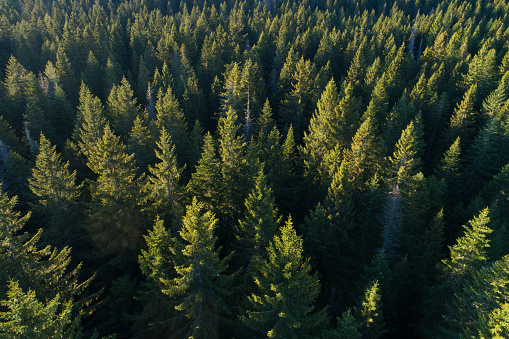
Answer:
[{"xmin": 1, "ymin": 0, "xmax": 509, "ymax": 337}]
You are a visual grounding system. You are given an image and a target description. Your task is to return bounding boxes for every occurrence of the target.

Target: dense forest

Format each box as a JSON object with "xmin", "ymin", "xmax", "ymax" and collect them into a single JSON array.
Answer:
[{"xmin": 0, "ymin": 0, "xmax": 509, "ymax": 337}]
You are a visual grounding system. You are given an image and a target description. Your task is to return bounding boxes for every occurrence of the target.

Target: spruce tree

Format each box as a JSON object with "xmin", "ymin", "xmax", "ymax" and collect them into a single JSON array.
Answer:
[
  {"xmin": 85, "ymin": 125, "xmax": 144, "ymax": 267},
  {"xmin": 154, "ymin": 87, "xmax": 189, "ymax": 165},
  {"xmin": 74, "ymin": 83, "xmax": 107, "ymax": 160},
  {"xmin": 164, "ymin": 198, "xmax": 233, "ymax": 338},
  {"xmin": 187, "ymin": 132, "xmax": 223, "ymax": 213},
  {"xmin": 343, "ymin": 116, "xmax": 384, "ymax": 193},
  {"xmin": 145, "ymin": 127, "xmax": 185, "ymax": 226},
  {"xmin": 235, "ymin": 167, "xmax": 281, "ymax": 267},
  {"xmin": 0, "ymin": 280, "xmax": 82, "ymax": 338},
  {"xmin": 106, "ymin": 77, "xmax": 143, "ymax": 140},
  {"xmin": 28, "ymin": 134, "xmax": 81, "ymax": 246},
  {"xmin": 356, "ymin": 280, "xmax": 386, "ymax": 339},
  {"xmin": 242, "ymin": 218, "xmax": 329, "ymax": 338},
  {"xmin": 0, "ymin": 184, "xmax": 93, "ymax": 314}
]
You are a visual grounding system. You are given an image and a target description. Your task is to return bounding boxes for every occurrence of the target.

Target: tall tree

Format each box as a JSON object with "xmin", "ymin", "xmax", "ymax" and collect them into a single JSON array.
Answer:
[
  {"xmin": 164, "ymin": 198, "xmax": 233, "ymax": 338},
  {"xmin": 235, "ymin": 167, "xmax": 281, "ymax": 267},
  {"xmin": 106, "ymin": 77, "xmax": 143, "ymax": 140},
  {"xmin": 28, "ymin": 134, "xmax": 81, "ymax": 246},
  {"xmin": 154, "ymin": 87, "xmax": 189, "ymax": 165},
  {"xmin": 242, "ymin": 218, "xmax": 329, "ymax": 338},
  {"xmin": 85, "ymin": 125, "xmax": 144, "ymax": 269},
  {"xmin": 144, "ymin": 127, "xmax": 185, "ymax": 226},
  {"xmin": 0, "ymin": 280, "xmax": 82, "ymax": 338}
]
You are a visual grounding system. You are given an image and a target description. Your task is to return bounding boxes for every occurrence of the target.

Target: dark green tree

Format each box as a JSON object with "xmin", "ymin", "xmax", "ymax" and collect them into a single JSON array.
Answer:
[
  {"xmin": 164, "ymin": 198, "xmax": 233, "ymax": 338},
  {"xmin": 242, "ymin": 218, "xmax": 329, "ymax": 338},
  {"xmin": 0, "ymin": 280, "xmax": 82, "ymax": 339},
  {"xmin": 28, "ymin": 134, "xmax": 81, "ymax": 246}
]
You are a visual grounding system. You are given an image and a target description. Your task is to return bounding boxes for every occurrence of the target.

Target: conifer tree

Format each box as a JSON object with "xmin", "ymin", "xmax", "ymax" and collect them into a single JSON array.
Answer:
[
  {"xmin": 137, "ymin": 218, "xmax": 181, "ymax": 337},
  {"xmin": 357, "ymin": 280, "xmax": 386, "ymax": 339},
  {"xmin": 28, "ymin": 134, "xmax": 81, "ymax": 245},
  {"xmin": 0, "ymin": 280, "xmax": 82, "ymax": 338},
  {"xmin": 154, "ymin": 87, "xmax": 189, "ymax": 165},
  {"xmin": 127, "ymin": 115, "xmax": 154, "ymax": 173},
  {"xmin": 74, "ymin": 83, "xmax": 107, "ymax": 159},
  {"xmin": 447, "ymin": 83, "xmax": 477, "ymax": 146},
  {"xmin": 242, "ymin": 218, "xmax": 328, "ymax": 338},
  {"xmin": 280, "ymin": 57, "xmax": 316, "ymax": 137},
  {"xmin": 386, "ymin": 120, "xmax": 424, "ymax": 188},
  {"xmin": 0, "ymin": 184, "xmax": 93, "ymax": 313},
  {"xmin": 218, "ymin": 107, "xmax": 247, "ymax": 224},
  {"xmin": 443, "ymin": 207, "xmax": 492, "ymax": 283},
  {"xmin": 145, "ymin": 127, "xmax": 184, "ymax": 226},
  {"xmin": 235, "ymin": 167, "xmax": 281, "ymax": 267},
  {"xmin": 164, "ymin": 198, "xmax": 233, "ymax": 338},
  {"xmin": 86, "ymin": 125, "xmax": 144, "ymax": 263},
  {"xmin": 106, "ymin": 77, "xmax": 142, "ymax": 140},
  {"xmin": 343, "ymin": 116, "xmax": 384, "ymax": 193},
  {"xmin": 187, "ymin": 132, "xmax": 223, "ymax": 213},
  {"xmin": 302, "ymin": 78, "xmax": 341, "ymax": 188}
]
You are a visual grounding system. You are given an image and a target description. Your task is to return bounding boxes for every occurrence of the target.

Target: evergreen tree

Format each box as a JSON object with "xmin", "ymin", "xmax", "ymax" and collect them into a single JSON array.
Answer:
[
  {"xmin": 154, "ymin": 87, "xmax": 189, "ymax": 165},
  {"xmin": 0, "ymin": 280, "xmax": 82, "ymax": 339},
  {"xmin": 137, "ymin": 218, "xmax": 181, "ymax": 337},
  {"xmin": 127, "ymin": 115, "xmax": 154, "ymax": 173},
  {"xmin": 235, "ymin": 167, "xmax": 281, "ymax": 267},
  {"xmin": 217, "ymin": 107, "xmax": 247, "ymax": 224},
  {"xmin": 28, "ymin": 134, "xmax": 81, "ymax": 246},
  {"xmin": 356, "ymin": 280, "xmax": 386, "ymax": 339},
  {"xmin": 74, "ymin": 83, "xmax": 107, "ymax": 160},
  {"xmin": 145, "ymin": 127, "xmax": 185, "ymax": 226},
  {"xmin": 164, "ymin": 198, "xmax": 233, "ymax": 338},
  {"xmin": 386, "ymin": 119, "xmax": 424, "ymax": 188},
  {"xmin": 187, "ymin": 132, "xmax": 223, "ymax": 213},
  {"xmin": 106, "ymin": 77, "xmax": 143, "ymax": 140},
  {"xmin": 242, "ymin": 218, "xmax": 328, "ymax": 338},
  {"xmin": 0, "ymin": 184, "xmax": 93, "ymax": 314},
  {"xmin": 302, "ymin": 78, "xmax": 341, "ymax": 189},
  {"xmin": 85, "ymin": 125, "xmax": 144, "ymax": 268},
  {"xmin": 279, "ymin": 57, "xmax": 316, "ymax": 138},
  {"xmin": 343, "ymin": 116, "xmax": 384, "ymax": 194}
]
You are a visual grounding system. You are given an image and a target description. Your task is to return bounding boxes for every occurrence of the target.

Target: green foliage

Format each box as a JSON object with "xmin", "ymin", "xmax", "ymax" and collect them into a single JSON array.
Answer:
[
  {"xmin": 28, "ymin": 134, "xmax": 81, "ymax": 245},
  {"xmin": 242, "ymin": 218, "xmax": 328, "ymax": 338},
  {"xmin": 235, "ymin": 167, "xmax": 281, "ymax": 266},
  {"xmin": 106, "ymin": 77, "xmax": 143, "ymax": 139},
  {"xmin": 144, "ymin": 127, "xmax": 184, "ymax": 225},
  {"xmin": 0, "ymin": 280, "xmax": 82, "ymax": 339},
  {"xmin": 164, "ymin": 198, "xmax": 233, "ymax": 338}
]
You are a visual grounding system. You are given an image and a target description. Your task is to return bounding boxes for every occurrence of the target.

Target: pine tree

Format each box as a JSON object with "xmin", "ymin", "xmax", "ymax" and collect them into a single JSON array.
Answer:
[
  {"xmin": 137, "ymin": 218, "xmax": 181, "ymax": 337},
  {"xmin": 386, "ymin": 120, "xmax": 424, "ymax": 188},
  {"xmin": 0, "ymin": 184, "xmax": 93, "ymax": 313},
  {"xmin": 74, "ymin": 83, "xmax": 107, "ymax": 160},
  {"xmin": 302, "ymin": 78, "xmax": 341, "ymax": 189},
  {"xmin": 235, "ymin": 167, "xmax": 281, "ymax": 267},
  {"xmin": 443, "ymin": 207, "xmax": 492, "ymax": 283},
  {"xmin": 28, "ymin": 134, "xmax": 81, "ymax": 246},
  {"xmin": 343, "ymin": 116, "xmax": 384, "ymax": 194},
  {"xmin": 0, "ymin": 280, "xmax": 82, "ymax": 338},
  {"xmin": 279, "ymin": 57, "xmax": 316, "ymax": 138},
  {"xmin": 85, "ymin": 125, "xmax": 144, "ymax": 265},
  {"xmin": 187, "ymin": 132, "xmax": 223, "ymax": 213},
  {"xmin": 242, "ymin": 218, "xmax": 329, "ymax": 338},
  {"xmin": 106, "ymin": 77, "xmax": 143, "ymax": 140},
  {"xmin": 447, "ymin": 84, "xmax": 477, "ymax": 146},
  {"xmin": 164, "ymin": 198, "xmax": 233, "ymax": 338},
  {"xmin": 154, "ymin": 87, "xmax": 189, "ymax": 165},
  {"xmin": 127, "ymin": 115, "xmax": 154, "ymax": 173},
  {"xmin": 218, "ymin": 107, "xmax": 247, "ymax": 224},
  {"xmin": 145, "ymin": 127, "xmax": 185, "ymax": 226}
]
